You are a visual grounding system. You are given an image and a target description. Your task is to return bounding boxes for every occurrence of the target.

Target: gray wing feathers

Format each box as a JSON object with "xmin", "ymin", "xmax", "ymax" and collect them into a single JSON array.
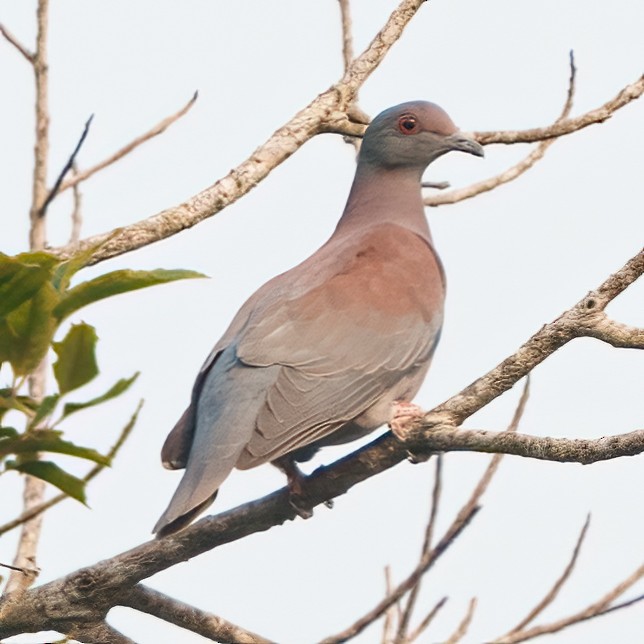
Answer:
[{"xmin": 153, "ymin": 345, "xmax": 280, "ymax": 534}]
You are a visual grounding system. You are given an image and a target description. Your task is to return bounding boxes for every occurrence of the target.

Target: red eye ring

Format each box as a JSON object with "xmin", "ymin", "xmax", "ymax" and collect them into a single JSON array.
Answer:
[{"xmin": 398, "ymin": 114, "xmax": 419, "ymax": 134}]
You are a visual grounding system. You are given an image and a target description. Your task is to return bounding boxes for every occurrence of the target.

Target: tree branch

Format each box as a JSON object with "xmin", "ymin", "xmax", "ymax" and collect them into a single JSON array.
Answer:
[
  {"xmin": 6, "ymin": 0, "xmax": 51, "ymax": 600},
  {"xmin": 426, "ymin": 50, "xmax": 577, "ymax": 207},
  {"xmin": 445, "ymin": 598, "xmax": 477, "ymax": 644},
  {"xmin": 0, "ymin": 248, "xmax": 641, "ymax": 638},
  {"xmin": 57, "ymin": 92, "xmax": 199, "ymax": 194},
  {"xmin": 0, "ymin": 401, "xmax": 140, "ymax": 538},
  {"xmin": 121, "ymin": 585, "xmax": 273, "ymax": 644},
  {"xmin": 0, "ymin": 22, "xmax": 34, "ymax": 62},
  {"xmin": 505, "ymin": 514, "xmax": 591, "ymax": 634},
  {"xmin": 49, "ymin": 0, "xmax": 427, "ymax": 266},
  {"xmin": 39, "ymin": 114, "xmax": 93, "ymax": 218},
  {"xmin": 491, "ymin": 563, "xmax": 644, "ymax": 643},
  {"xmin": 474, "ymin": 73, "xmax": 644, "ymax": 145}
]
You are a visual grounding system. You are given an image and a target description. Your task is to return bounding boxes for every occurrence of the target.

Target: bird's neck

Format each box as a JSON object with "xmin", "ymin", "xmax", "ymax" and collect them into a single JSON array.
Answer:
[{"xmin": 333, "ymin": 164, "xmax": 432, "ymax": 243}]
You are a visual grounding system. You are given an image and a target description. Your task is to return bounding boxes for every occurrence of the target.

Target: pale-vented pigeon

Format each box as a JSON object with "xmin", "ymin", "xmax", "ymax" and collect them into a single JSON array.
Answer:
[{"xmin": 154, "ymin": 101, "xmax": 483, "ymax": 536}]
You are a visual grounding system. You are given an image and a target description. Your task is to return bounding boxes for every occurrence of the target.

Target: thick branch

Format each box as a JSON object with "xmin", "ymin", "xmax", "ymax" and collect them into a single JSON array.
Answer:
[
  {"xmin": 121, "ymin": 585, "xmax": 272, "ymax": 644},
  {"xmin": 6, "ymin": 0, "xmax": 51, "ymax": 599},
  {"xmin": 51, "ymin": 0, "xmax": 427, "ymax": 267},
  {"xmin": 0, "ymin": 248, "xmax": 641, "ymax": 638}
]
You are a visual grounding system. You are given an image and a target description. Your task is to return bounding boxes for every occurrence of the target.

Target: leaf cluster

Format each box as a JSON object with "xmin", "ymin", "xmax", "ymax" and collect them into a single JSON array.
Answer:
[{"xmin": 0, "ymin": 248, "xmax": 203, "ymax": 503}]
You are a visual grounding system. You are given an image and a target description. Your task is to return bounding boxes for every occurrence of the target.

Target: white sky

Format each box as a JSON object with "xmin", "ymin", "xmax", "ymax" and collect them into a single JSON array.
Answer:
[{"xmin": 1, "ymin": 1, "xmax": 643, "ymax": 643}]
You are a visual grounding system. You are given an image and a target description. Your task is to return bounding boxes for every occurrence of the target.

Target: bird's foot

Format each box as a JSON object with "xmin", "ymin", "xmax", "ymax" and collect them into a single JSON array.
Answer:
[
  {"xmin": 389, "ymin": 400, "xmax": 431, "ymax": 464},
  {"xmin": 389, "ymin": 400, "xmax": 424, "ymax": 439},
  {"xmin": 278, "ymin": 457, "xmax": 314, "ymax": 519}
]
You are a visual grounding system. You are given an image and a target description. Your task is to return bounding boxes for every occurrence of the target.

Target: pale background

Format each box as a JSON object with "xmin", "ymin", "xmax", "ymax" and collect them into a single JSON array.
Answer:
[{"xmin": 1, "ymin": 1, "xmax": 643, "ymax": 642}]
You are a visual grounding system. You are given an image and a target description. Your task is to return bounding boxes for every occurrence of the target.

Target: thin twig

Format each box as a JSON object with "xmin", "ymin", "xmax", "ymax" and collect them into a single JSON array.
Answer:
[
  {"xmin": 421, "ymin": 181, "xmax": 450, "ymax": 190},
  {"xmin": 475, "ymin": 72, "xmax": 644, "ymax": 145},
  {"xmin": 0, "ymin": 401, "xmax": 141, "ymax": 538},
  {"xmin": 122, "ymin": 584, "xmax": 273, "ymax": 644},
  {"xmin": 323, "ymin": 382, "xmax": 529, "ymax": 644},
  {"xmin": 58, "ymin": 92, "xmax": 199, "ymax": 194},
  {"xmin": 0, "ymin": 23, "xmax": 34, "ymax": 62},
  {"xmin": 338, "ymin": 0, "xmax": 354, "ymax": 72},
  {"xmin": 506, "ymin": 514, "xmax": 591, "ymax": 634},
  {"xmin": 320, "ymin": 507, "xmax": 480, "ymax": 644},
  {"xmin": 426, "ymin": 50, "xmax": 577, "ymax": 207},
  {"xmin": 492, "ymin": 563, "xmax": 644, "ymax": 643},
  {"xmin": 39, "ymin": 114, "xmax": 94, "ymax": 218},
  {"xmin": 395, "ymin": 456, "xmax": 443, "ymax": 641},
  {"xmin": 0, "ymin": 563, "xmax": 37, "ymax": 575},
  {"xmin": 445, "ymin": 598, "xmax": 477, "ymax": 644},
  {"xmin": 406, "ymin": 596, "xmax": 448, "ymax": 643},
  {"xmin": 382, "ymin": 566, "xmax": 399, "ymax": 644},
  {"xmin": 69, "ymin": 162, "xmax": 83, "ymax": 244}
]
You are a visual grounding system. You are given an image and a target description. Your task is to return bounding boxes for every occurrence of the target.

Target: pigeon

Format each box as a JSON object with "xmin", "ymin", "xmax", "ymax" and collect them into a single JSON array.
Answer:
[{"xmin": 154, "ymin": 101, "xmax": 483, "ymax": 536}]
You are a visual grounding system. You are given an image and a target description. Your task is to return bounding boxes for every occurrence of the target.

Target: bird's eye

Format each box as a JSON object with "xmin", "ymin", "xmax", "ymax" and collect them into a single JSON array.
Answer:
[{"xmin": 398, "ymin": 115, "xmax": 419, "ymax": 134}]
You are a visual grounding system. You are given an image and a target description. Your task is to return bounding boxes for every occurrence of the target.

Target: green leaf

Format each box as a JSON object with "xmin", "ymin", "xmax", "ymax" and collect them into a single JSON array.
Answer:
[
  {"xmin": 28, "ymin": 394, "xmax": 60, "ymax": 429},
  {"xmin": 0, "ymin": 389, "xmax": 38, "ymax": 422},
  {"xmin": 0, "ymin": 427, "xmax": 19, "ymax": 440},
  {"xmin": 0, "ymin": 280, "xmax": 61, "ymax": 375},
  {"xmin": 6, "ymin": 459, "xmax": 87, "ymax": 504},
  {"xmin": 52, "ymin": 323, "xmax": 99, "ymax": 394},
  {"xmin": 54, "ymin": 268, "xmax": 207, "ymax": 321},
  {"xmin": 51, "ymin": 234, "xmax": 121, "ymax": 292},
  {"xmin": 0, "ymin": 254, "xmax": 53, "ymax": 318},
  {"xmin": 0, "ymin": 429, "xmax": 110, "ymax": 465},
  {"xmin": 61, "ymin": 372, "xmax": 139, "ymax": 420}
]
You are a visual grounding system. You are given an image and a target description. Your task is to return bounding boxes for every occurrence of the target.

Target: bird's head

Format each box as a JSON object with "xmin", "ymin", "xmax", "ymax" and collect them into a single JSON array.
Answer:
[{"xmin": 359, "ymin": 101, "xmax": 484, "ymax": 170}]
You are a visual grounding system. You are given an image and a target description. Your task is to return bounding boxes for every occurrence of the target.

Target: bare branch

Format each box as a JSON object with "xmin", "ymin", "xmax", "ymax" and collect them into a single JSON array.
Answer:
[
  {"xmin": 406, "ymin": 426, "xmax": 644, "ymax": 465},
  {"xmin": 28, "ymin": 0, "xmax": 50, "ymax": 249},
  {"xmin": 319, "ymin": 507, "xmax": 480, "ymax": 644},
  {"xmin": 475, "ymin": 73, "xmax": 644, "ymax": 145},
  {"xmin": 421, "ymin": 180, "xmax": 450, "ymax": 190},
  {"xmin": 395, "ymin": 456, "xmax": 443, "ymax": 640},
  {"xmin": 578, "ymin": 313, "xmax": 644, "ymax": 349},
  {"xmin": 338, "ymin": 0, "xmax": 354, "ymax": 72},
  {"xmin": 39, "ymin": 114, "xmax": 94, "ymax": 218},
  {"xmin": 506, "ymin": 514, "xmax": 591, "ymax": 634},
  {"xmin": 382, "ymin": 566, "xmax": 400, "ymax": 644},
  {"xmin": 58, "ymin": 92, "xmax": 199, "ymax": 194},
  {"xmin": 492, "ymin": 563, "xmax": 644, "ymax": 643},
  {"xmin": 69, "ymin": 621, "xmax": 136, "ymax": 644},
  {"xmin": 69, "ymin": 163, "xmax": 83, "ymax": 244},
  {"xmin": 424, "ymin": 248, "xmax": 643, "ymax": 429},
  {"xmin": 122, "ymin": 585, "xmax": 273, "ymax": 644},
  {"xmin": 0, "ymin": 250, "xmax": 641, "ymax": 637},
  {"xmin": 7, "ymin": 0, "xmax": 52, "ymax": 594},
  {"xmin": 407, "ymin": 596, "xmax": 448, "ymax": 643},
  {"xmin": 0, "ymin": 562, "xmax": 38, "ymax": 575},
  {"xmin": 445, "ymin": 598, "xmax": 477, "ymax": 644},
  {"xmin": 426, "ymin": 50, "xmax": 577, "ymax": 206},
  {"xmin": 0, "ymin": 401, "xmax": 141, "ymax": 538},
  {"xmin": 327, "ymin": 380, "xmax": 531, "ymax": 644},
  {"xmin": 50, "ymin": 0, "xmax": 428, "ymax": 266},
  {"xmin": 0, "ymin": 23, "xmax": 34, "ymax": 62}
]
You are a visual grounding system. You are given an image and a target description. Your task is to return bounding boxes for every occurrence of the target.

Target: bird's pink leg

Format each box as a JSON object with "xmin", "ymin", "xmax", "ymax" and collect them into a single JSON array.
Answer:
[{"xmin": 389, "ymin": 399, "xmax": 424, "ymax": 439}]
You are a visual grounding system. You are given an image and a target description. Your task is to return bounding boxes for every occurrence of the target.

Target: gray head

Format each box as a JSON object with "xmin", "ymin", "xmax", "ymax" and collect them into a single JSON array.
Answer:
[{"xmin": 359, "ymin": 101, "xmax": 484, "ymax": 170}]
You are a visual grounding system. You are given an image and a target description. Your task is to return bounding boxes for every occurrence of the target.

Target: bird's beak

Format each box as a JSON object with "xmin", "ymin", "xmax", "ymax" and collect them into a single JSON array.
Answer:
[{"xmin": 447, "ymin": 132, "xmax": 485, "ymax": 158}]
